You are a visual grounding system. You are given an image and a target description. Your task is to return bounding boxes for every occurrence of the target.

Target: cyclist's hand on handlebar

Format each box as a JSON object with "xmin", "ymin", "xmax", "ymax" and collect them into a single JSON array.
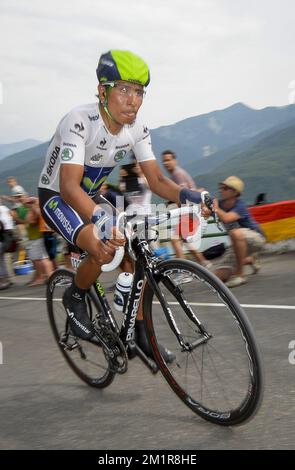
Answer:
[
  {"xmin": 91, "ymin": 206, "xmax": 125, "ymax": 265},
  {"xmin": 200, "ymin": 191, "xmax": 214, "ymax": 210},
  {"xmin": 95, "ymin": 238, "xmax": 116, "ymax": 265},
  {"xmin": 105, "ymin": 226, "xmax": 125, "ymax": 249},
  {"xmin": 199, "ymin": 191, "xmax": 214, "ymax": 218},
  {"xmin": 200, "ymin": 205, "xmax": 211, "ymax": 219},
  {"xmin": 95, "ymin": 228, "xmax": 125, "ymax": 265}
]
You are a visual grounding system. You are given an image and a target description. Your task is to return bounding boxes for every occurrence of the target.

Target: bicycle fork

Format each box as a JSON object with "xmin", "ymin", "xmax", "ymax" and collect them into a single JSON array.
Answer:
[{"xmin": 147, "ymin": 271, "xmax": 212, "ymax": 352}]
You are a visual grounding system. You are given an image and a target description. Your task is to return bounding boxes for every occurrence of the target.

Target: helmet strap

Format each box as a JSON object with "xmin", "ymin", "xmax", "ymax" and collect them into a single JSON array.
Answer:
[{"xmin": 101, "ymin": 86, "xmax": 122, "ymax": 129}]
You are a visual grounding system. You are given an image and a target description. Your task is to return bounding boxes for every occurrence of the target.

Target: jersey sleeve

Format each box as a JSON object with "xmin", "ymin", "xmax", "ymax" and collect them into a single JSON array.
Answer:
[
  {"xmin": 132, "ymin": 124, "xmax": 156, "ymax": 163},
  {"xmin": 58, "ymin": 109, "xmax": 88, "ymax": 166}
]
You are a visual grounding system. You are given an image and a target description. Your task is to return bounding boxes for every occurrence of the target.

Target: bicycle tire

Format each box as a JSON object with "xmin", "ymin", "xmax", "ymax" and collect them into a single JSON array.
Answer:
[
  {"xmin": 143, "ymin": 259, "xmax": 264, "ymax": 425},
  {"xmin": 47, "ymin": 268, "xmax": 115, "ymax": 388}
]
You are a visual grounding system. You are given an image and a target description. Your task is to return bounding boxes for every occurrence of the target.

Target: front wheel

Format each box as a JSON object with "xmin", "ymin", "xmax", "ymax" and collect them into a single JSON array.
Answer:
[
  {"xmin": 47, "ymin": 269, "xmax": 115, "ymax": 388},
  {"xmin": 143, "ymin": 259, "xmax": 264, "ymax": 425}
]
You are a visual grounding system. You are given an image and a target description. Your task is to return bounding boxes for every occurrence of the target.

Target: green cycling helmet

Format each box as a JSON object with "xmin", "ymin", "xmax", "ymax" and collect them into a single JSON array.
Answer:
[{"xmin": 96, "ymin": 50, "xmax": 150, "ymax": 87}]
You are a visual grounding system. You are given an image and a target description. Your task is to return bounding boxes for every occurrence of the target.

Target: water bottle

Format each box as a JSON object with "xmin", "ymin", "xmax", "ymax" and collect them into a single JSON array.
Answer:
[{"xmin": 113, "ymin": 272, "xmax": 134, "ymax": 312}]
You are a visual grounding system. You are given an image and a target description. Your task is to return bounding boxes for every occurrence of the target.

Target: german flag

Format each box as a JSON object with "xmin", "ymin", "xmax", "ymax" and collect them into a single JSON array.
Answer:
[{"xmin": 249, "ymin": 200, "xmax": 295, "ymax": 242}]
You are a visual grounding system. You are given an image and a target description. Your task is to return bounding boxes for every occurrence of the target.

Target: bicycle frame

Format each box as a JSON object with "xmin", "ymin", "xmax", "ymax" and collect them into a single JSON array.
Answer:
[
  {"xmin": 70, "ymin": 204, "xmax": 214, "ymax": 372},
  {"xmin": 87, "ymin": 236, "xmax": 158, "ymax": 372},
  {"xmin": 89, "ymin": 232, "xmax": 210, "ymax": 374}
]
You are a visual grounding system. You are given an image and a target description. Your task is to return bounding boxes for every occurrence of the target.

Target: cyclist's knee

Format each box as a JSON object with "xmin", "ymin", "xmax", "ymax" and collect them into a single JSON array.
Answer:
[
  {"xmin": 76, "ymin": 225, "xmax": 99, "ymax": 256},
  {"xmin": 76, "ymin": 224, "xmax": 113, "ymax": 266}
]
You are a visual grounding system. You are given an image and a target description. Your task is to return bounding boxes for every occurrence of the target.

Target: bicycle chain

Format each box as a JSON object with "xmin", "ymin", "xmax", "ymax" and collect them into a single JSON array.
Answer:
[{"xmin": 95, "ymin": 324, "xmax": 128, "ymax": 375}]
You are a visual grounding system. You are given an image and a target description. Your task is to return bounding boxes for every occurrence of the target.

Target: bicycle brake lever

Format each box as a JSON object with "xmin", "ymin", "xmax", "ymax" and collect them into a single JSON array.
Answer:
[
  {"xmin": 101, "ymin": 246, "xmax": 125, "ymax": 272},
  {"xmin": 201, "ymin": 191, "xmax": 224, "ymax": 232},
  {"xmin": 201, "ymin": 191, "xmax": 214, "ymax": 211}
]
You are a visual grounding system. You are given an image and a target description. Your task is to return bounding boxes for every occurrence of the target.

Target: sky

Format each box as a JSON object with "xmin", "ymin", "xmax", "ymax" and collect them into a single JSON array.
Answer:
[{"xmin": 1, "ymin": 0, "xmax": 295, "ymax": 143}]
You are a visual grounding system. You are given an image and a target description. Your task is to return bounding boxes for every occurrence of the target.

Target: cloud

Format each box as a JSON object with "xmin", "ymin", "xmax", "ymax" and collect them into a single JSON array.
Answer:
[{"xmin": 0, "ymin": 0, "xmax": 295, "ymax": 142}]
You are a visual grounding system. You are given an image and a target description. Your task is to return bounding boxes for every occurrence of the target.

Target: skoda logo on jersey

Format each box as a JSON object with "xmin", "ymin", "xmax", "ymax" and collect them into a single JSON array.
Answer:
[
  {"xmin": 90, "ymin": 153, "xmax": 103, "ymax": 164},
  {"xmin": 46, "ymin": 145, "xmax": 60, "ymax": 176},
  {"xmin": 74, "ymin": 122, "xmax": 85, "ymax": 132},
  {"xmin": 41, "ymin": 174, "xmax": 50, "ymax": 185},
  {"xmin": 61, "ymin": 148, "xmax": 74, "ymax": 161},
  {"xmin": 114, "ymin": 150, "xmax": 126, "ymax": 162}
]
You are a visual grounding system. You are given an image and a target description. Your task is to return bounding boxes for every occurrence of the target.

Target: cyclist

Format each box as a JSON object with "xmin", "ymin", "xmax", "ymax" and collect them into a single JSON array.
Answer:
[{"xmin": 38, "ymin": 50, "xmax": 205, "ymax": 361}]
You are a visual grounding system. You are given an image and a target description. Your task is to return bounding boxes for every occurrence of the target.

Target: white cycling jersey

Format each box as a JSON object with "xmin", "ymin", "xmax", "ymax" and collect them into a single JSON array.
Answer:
[{"xmin": 38, "ymin": 102, "xmax": 155, "ymax": 197}]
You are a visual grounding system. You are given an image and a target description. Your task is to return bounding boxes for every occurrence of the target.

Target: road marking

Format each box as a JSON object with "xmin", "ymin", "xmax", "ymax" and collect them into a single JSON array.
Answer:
[
  {"xmin": 0, "ymin": 297, "xmax": 62, "ymax": 302},
  {"xmin": 154, "ymin": 302, "xmax": 295, "ymax": 310},
  {"xmin": 0, "ymin": 296, "xmax": 295, "ymax": 310}
]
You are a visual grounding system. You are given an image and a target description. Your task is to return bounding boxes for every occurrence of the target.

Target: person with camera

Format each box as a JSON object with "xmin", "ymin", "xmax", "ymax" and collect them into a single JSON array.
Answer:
[{"xmin": 213, "ymin": 176, "xmax": 265, "ymax": 287}]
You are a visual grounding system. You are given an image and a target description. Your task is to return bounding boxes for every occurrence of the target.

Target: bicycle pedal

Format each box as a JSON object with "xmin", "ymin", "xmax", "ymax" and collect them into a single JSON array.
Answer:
[
  {"xmin": 110, "ymin": 354, "xmax": 128, "ymax": 375},
  {"xmin": 60, "ymin": 339, "xmax": 79, "ymax": 351},
  {"xmin": 132, "ymin": 342, "xmax": 159, "ymax": 374}
]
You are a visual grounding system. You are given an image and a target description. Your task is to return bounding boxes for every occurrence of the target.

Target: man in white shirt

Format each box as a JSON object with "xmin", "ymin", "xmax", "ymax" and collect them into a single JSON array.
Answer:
[
  {"xmin": 1, "ymin": 177, "xmax": 27, "ymax": 208},
  {"xmin": 0, "ymin": 198, "xmax": 14, "ymax": 289},
  {"xmin": 162, "ymin": 150, "xmax": 211, "ymax": 267}
]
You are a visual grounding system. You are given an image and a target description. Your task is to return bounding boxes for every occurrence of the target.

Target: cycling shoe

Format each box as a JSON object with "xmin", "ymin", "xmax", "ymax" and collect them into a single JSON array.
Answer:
[
  {"xmin": 62, "ymin": 288, "xmax": 95, "ymax": 340},
  {"xmin": 135, "ymin": 320, "xmax": 175, "ymax": 364}
]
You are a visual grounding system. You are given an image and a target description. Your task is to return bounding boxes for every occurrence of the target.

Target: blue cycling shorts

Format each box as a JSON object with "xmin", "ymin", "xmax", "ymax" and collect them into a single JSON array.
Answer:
[{"xmin": 39, "ymin": 188, "xmax": 87, "ymax": 245}]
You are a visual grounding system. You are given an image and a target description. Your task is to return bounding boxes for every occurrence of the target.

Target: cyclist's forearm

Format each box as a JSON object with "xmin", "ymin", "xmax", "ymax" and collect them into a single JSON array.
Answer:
[{"xmin": 150, "ymin": 175, "xmax": 181, "ymax": 203}]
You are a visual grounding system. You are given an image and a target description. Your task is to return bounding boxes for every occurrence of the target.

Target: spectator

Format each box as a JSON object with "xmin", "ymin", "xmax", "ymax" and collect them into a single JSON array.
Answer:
[
  {"xmin": 1, "ymin": 177, "xmax": 27, "ymax": 206},
  {"xmin": 100, "ymin": 182, "xmax": 125, "ymax": 211},
  {"xmin": 0, "ymin": 197, "xmax": 15, "ymax": 284},
  {"xmin": 254, "ymin": 193, "xmax": 267, "ymax": 206},
  {"xmin": 39, "ymin": 217, "xmax": 59, "ymax": 271},
  {"xmin": 11, "ymin": 194, "xmax": 52, "ymax": 286},
  {"xmin": 0, "ymin": 198, "xmax": 15, "ymax": 290},
  {"xmin": 0, "ymin": 221, "xmax": 10, "ymax": 290},
  {"xmin": 213, "ymin": 176, "xmax": 265, "ymax": 287},
  {"xmin": 162, "ymin": 150, "xmax": 210, "ymax": 267},
  {"xmin": 120, "ymin": 160, "xmax": 152, "ymax": 216}
]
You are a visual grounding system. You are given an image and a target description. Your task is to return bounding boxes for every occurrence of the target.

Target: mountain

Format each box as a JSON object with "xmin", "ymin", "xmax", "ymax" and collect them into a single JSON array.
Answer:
[
  {"xmin": 0, "ymin": 139, "xmax": 41, "ymax": 161},
  {"xmin": 194, "ymin": 123, "xmax": 295, "ymax": 204},
  {"xmin": 150, "ymin": 102, "xmax": 295, "ymax": 165},
  {"xmin": 0, "ymin": 142, "xmax": 49, "ymax": 195},
  {"xmin": 1, "ymin": 102, "xmax": 295, "ymax": 199},
  {"xmin": 186, "ymin": 114, "xmax": 295, "ymax": 177}
]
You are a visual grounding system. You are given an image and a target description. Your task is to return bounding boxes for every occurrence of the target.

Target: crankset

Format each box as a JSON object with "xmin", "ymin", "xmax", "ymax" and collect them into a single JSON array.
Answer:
[{"xmin": 95, "ymin": 326, "xmax": 128, "ymax": 375}]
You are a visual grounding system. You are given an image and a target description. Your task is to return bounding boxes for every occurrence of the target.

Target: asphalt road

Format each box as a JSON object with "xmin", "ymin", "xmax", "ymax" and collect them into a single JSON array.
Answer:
[{"xmin": 0, "ymin": 252, "xmax": 295, "ymax": 450}]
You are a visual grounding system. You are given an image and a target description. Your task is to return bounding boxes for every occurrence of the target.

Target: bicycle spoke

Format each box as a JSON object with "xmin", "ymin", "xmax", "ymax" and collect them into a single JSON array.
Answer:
[
  {"xmin": 144, "ymin": 259, "xmax": 263, "ymax": 425},
  {"xmin": 47, "ymin": 269, "xmax": 115, "ymax": 388}
]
